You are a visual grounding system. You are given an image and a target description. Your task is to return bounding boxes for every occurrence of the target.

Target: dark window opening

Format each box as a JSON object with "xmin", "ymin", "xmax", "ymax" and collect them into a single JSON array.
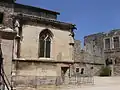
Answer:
[
  {"xmin": 76, "ymin": 68, "xmax": 79, "ymax": 73},
  {"xmin": 46, "ymin": 38, "xmax": 51, "ymax": 58},
  {"xmin": 80, "ymin": 68, "xmax": 84, "ymax": 74},
  {"xmin": 105, "ymin": 38, "xmax": 110, "ymax": 49},
  {"xmin": 0, "ymin": 13, "xmax": 3, "ymax": 24},
  {"xmin": 113, "ymin": 37, "xmax": 119, "ymax": 48},
  {"xmin": 39, "ymin": 39, "xmax": 45, "ymax": 57}
]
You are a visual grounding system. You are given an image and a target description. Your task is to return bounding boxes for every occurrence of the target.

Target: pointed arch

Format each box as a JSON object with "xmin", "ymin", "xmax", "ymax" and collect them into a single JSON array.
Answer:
[{"xmin": 38, "ymin": 29, "xmax": 53, "ymax": 58}]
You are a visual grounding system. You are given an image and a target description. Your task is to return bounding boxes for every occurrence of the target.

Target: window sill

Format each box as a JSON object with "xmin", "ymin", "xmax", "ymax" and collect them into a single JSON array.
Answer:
[{"xmin": 38, "ymin": 57, "xmax": 53, "ymax": 61}]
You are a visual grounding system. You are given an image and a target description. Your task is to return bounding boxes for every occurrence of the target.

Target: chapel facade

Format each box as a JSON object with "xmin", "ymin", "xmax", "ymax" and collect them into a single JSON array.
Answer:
[{"xmin": 0, "ymin": 0, "xmax": 76, "ymax": 88}]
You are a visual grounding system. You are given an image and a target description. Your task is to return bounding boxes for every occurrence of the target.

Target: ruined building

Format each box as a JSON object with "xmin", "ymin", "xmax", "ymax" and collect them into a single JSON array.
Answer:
[
  {"xmin": 73, "ymin": 39, "xmax": 103, "ymax": 76},
  {"xmin": 0, "ymin": 0, "xmax": 77, "ymax": 89},
  {"xmin": 84, "ymin": 29, "xmax": 120, "ymax": 76}
]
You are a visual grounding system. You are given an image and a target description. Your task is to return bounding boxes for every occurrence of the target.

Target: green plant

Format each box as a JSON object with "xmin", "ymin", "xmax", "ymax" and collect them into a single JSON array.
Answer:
[{"xmin": 99, "ymin": 66, "xmax": 111, "ymax": 76}]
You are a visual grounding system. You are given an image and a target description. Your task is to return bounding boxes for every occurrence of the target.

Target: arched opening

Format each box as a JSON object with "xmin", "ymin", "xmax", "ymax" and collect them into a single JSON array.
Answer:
[{"xmin": 38, "ymin": 29, "xmax": 53, "ymax": 58}]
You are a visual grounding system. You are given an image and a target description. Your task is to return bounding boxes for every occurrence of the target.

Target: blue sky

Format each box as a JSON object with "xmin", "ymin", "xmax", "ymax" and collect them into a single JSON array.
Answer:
[{"xmin": 16, "ymin": 0, "xmax": 120, "ymax": 45}]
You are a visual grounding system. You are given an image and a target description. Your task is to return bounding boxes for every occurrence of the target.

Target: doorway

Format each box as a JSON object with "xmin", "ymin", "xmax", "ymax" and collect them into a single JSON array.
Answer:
[{"xmin": 61, "ymin": 67, "xmax": 69, "ymax": 83}]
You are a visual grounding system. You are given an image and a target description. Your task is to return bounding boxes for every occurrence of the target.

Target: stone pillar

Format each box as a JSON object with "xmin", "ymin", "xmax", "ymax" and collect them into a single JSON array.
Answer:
[{"xmin": 0, "ymin": 28, "xmax": 16, "ymax": 83}]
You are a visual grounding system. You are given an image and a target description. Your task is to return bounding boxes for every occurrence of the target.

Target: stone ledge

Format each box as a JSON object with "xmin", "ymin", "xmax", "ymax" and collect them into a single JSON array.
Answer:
[
  {"xmin": 74, "ymin": 61, "xmax": 104, "ymax": 65},
  {"xmin": 13, "ymin": 58, "xmax": 74, "ymax": 64}
]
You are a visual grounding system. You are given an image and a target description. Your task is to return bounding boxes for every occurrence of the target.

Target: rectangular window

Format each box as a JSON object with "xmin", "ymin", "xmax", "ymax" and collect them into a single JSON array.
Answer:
[
  {"xmin": 113, "ymin": 37, "xmax": 119, "ymax": 48},
  {"xmin": 0, "ymin": 13, "xmax": 3, "ymax": 24},
  {"xmin": 105, "ymin": 38, "xmax": 110, "ymax": 49}
]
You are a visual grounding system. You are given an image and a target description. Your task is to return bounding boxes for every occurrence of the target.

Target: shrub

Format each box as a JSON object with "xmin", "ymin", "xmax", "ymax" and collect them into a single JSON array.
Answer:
[{"xmin": 99, "ymin": 66, "xmax": 111, "ymax": 76}]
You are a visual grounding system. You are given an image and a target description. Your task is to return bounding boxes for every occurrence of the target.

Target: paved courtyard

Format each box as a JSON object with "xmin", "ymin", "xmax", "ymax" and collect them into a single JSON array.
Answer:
[
  {"xmin": 11, "ymin": 76, "xmax": 120, "ymax": 90},
  {"xmin": 61, "ymin": 76, "xmax": 120, "ymax": 90}
]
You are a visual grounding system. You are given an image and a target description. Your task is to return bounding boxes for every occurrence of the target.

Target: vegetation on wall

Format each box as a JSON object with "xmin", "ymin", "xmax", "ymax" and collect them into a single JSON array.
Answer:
[{"xmin": 99, "ymin": 66, "xmax": 111, "ymax": 76}]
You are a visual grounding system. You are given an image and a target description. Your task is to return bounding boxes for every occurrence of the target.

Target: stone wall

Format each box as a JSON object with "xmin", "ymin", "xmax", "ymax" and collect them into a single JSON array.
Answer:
[
  {"xmin": 72, "ymin": 63, "xmax": 103, "ymax": 76},
  {"xmin": 19, "ymin": 25, "xmax": 74, "ymax": 62},
  {"xmin": 12, "ymin": 60, "xmax": 72, "ymax": 88},
  {"xmin": 84, "ymin": 33, "xmax": 104, "ymax": 58},
  {"xmin": 74, "ymin": 40, "xmax": 82, "ymax": 62},
  {"xmin": 14, "ymin": 61, "xmax": 57, "ymax": 76},
  {"xmin": 0, "ymin": 2, "xmax": 13, "ymax": 28},
  {"xmin": 12, "ymin": 61, "xmax": 58, "ymax": 87},
  {"xmin": 73, "ymin": 39, "xmax": 104, "ymax": 76},
  {"xmin": 84, "ymin": 29, "xmax": 120, "ymax": 76},
  {"xmin": 84, "ymin": 33, "xmax": 105, "ymax": 65}
]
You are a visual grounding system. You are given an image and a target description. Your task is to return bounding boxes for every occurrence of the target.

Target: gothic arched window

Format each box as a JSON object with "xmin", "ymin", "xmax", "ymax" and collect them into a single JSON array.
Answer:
[{"xmin": 39, "ymin": 29, "xmax": 53, "ymax": 58}]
